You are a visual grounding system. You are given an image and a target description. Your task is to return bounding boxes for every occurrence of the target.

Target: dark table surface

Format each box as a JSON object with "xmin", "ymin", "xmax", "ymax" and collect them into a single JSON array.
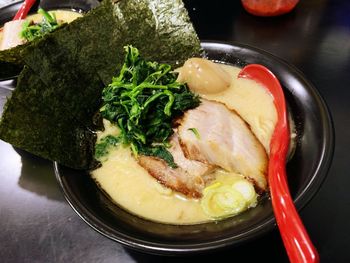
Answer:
[{"xmin": 1, "ymin": 0, "xmax": 350, "ymax": 262}]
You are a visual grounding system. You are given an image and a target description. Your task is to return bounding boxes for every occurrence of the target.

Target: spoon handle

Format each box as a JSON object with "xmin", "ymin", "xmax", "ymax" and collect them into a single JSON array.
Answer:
[
  {"xmin": 270, "ymin": 90, "xmax": 319, "ymax": 263},
  {"xmin": 269, "ymin": 142, "xmax": 319, "ymax": 263},
  {"xmin": 13, "ymin": 0, "xmax": 37, "ymax": 20},
  {"xmin": 239, "ymin": 64, "xmax": 319, "ymax": 263}
]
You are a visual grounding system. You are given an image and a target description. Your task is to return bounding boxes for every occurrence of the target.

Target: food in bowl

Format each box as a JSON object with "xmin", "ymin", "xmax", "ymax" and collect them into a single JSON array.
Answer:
[
  {"xmin": 0, "ymin": 0, "xmax": 289, "ymax": 226},
  {"xmin": 0, "ymin": 0, "xmax": 202, "ymax": 169},
  {"xmin": 0, "ymin": 8, "xmax": 82, "ymax": 50},
  {"xmin": 91, "ymin": 46, "xmax": 278, "ymax": 224}
]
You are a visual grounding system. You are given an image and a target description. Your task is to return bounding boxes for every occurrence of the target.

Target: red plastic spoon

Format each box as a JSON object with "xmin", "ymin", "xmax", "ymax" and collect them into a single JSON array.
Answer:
[
  {"xmin": 0, "ymin": 0, "xmax": 36, "ymax": 33},
  {"xmin": 238, "ymin": 64, "xmax": 319, "ymax": 263},
  {"xmin": 0, "ymin": 0, "xmax": 37, "ymax": 50},
  {"xmin": 13, "ymin": 0, "xmax": 37, "ymax": 20}
]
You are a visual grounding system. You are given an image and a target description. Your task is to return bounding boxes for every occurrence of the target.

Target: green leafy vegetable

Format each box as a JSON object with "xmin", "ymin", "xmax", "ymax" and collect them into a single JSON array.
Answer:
[
  {"xmin": 139, "ymin": 145, "xmax": 177, "ymax": 168},
  {"xmin": 100, "ymin": 46, "xmax": 200, "ymax": 166},
  {"xmin": 20, "ymin": 9, "xmax": 61, "ymax": 42},
  {"xmin": 188, "ymin": 128, "xmax": 200, "ymax": 139},
  {"xmin": 95, "ymin": 135, "xmax": 120, "ymax": 159}
]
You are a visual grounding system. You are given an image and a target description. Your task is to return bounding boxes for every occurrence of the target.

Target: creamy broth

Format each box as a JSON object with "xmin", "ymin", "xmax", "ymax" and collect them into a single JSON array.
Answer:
[
  {"xmin": 27, "ymin": 10, "xmax": 83, "ymax": 24},
  {"xmin": 92, "ymin": 122, "xmax": 249, "ymax": 224},
  {"xmin": 93, "ymin": 120, "xmax": 210, "ymax": 224},
  {"xmin": 91, "ymin": 64, "xmax": 277, "ymax": 224}
]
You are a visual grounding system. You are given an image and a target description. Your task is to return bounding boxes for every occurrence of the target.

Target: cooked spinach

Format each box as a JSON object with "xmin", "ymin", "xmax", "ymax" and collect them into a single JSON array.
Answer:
[
  {"xmin": 100, "ymin": 46, "xmax": 200, "ymax": 167},
  {"xmin": 20, "ymin": 9, "xmax": 61, "ymax": 42},
  {"xmin": 95, "ymin": 135, "xmax": 120, "ymax": 159},
  {"xmin": 139, "ymin": 145, "xmax": 177, "ymax": 168}
]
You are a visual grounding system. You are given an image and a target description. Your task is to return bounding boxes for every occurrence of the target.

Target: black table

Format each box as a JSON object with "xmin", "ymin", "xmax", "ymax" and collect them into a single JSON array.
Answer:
[{"xmin": 1, "ymin": 0, "xmax": 349, "ymax": 262}]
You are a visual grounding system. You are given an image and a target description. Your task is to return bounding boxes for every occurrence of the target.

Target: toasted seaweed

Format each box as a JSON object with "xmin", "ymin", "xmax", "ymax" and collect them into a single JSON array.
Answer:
[
  {"xmin": 0, "ymin": 43, "xmax": 28, "ymax": 65},
  {"xmin": 0, "ymin": 67, "xmax": 98, "ymax": 169},
  {"xmin": 0, "ymin": 0, "xmax": 201, "ymax": 169},
  {"xmin": 0, "ymin": 43, "xmax": 28, "ymax": 79},
  {"xmin": 23, "ymin": 0, "xmax": 202, "ymax": 84},
  {"xmin": 0, "ymin": 24, "xmax": 68, "ymax": 80}
]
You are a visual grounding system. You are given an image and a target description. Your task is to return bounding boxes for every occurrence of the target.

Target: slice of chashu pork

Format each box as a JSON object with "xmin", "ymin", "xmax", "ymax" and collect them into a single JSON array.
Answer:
[
  {"xmin": 138, "ymin": 133, "xmax": 215, "ymax": 198},
  {"xmin": 177, "ymin": 99, "xmax": 268, "ymax": 192}
]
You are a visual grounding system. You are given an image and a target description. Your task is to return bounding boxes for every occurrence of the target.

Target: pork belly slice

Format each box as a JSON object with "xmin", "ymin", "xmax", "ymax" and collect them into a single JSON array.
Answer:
[
  {"xmin": 178, "ymin": 99, "xmax": 268, "ymax": 191},
  {"xmin": 0, "ymin": 20, "xmax": 26, "ymax": 51},
  {"xmin": 138, "ymin": 134, "xmax": 215, "ymax": 198}
]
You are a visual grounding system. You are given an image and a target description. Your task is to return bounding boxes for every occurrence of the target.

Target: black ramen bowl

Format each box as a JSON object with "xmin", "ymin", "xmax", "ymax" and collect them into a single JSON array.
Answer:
[{"xmin": 54, "ymin": 41, "xmax": 334, "ymax": 255}]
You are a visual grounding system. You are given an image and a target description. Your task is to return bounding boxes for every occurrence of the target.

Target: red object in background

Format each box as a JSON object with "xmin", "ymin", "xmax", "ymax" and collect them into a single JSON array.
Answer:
[
  {"xmin": 13, "ymin": 0, "xmax": 37, "ymax": 20},
  {"xmin": 0, "ymin": 0, "xmax": 36, "ymax": 33},
  {"xmin": 241, "ymin": 0, "xmax": 299, "ymax": 16}
]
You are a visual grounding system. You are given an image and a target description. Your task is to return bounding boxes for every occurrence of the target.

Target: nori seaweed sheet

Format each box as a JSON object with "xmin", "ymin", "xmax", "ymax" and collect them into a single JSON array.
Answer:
[
  {"xmin": 0, "ymin": 24, "xmax": 68, "ymax": 80},
  {"xmin": 0, "ymin": 43, "xmax": 29, "ymax": 79},
  {"xmin": 0, "ymin": 43, "xmax": 28, "ymax": 65},
  {"xmin": 0, "ymin": 67, "xmax": 98, "ymax": 169},
  {"xmin": 0, "ymin": 0, "xmax": 201, "ymax": 169}
]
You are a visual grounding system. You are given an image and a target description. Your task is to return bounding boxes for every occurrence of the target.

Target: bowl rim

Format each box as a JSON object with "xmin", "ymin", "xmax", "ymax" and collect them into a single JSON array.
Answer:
[{"xmin": 54, "ymin": 40, "xmax": 335, "ymax": 255}]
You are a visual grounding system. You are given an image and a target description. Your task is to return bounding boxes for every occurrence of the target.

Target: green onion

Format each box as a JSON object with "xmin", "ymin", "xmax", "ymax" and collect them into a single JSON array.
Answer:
[
  {"xmin": 188, "ymin": 127, "xmax": 200, "ymax": 139},
  {"xmin": 201, "ymin": 180, "xmax": 257, "ymax": 219}
]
